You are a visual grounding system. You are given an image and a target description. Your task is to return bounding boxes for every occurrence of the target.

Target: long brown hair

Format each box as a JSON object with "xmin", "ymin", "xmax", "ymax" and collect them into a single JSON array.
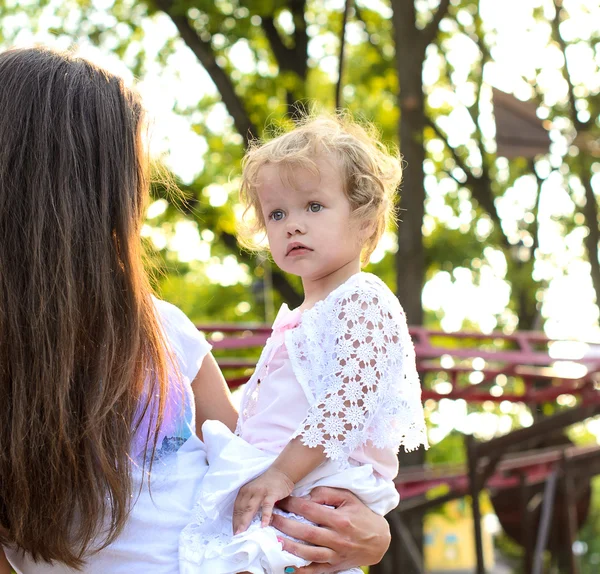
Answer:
[{"xmin": 0, "ymin": 47, "xmax": 169, "ymax": 568}]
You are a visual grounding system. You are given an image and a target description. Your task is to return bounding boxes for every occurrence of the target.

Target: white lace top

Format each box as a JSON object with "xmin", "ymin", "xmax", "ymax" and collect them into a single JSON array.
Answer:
[{"xmin": 237, "ymin": 272, "xmax": 428, "ymax": 479}]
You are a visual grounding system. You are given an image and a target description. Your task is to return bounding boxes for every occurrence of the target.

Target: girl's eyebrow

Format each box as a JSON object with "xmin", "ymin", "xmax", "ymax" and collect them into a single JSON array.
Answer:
[
  {"xmin": 259, "ymin": 197, "xmax": 280, "ymax": 209},
  {"xmin": 303, "ymin": 191, "xmax": 327, "ymax": 201}
]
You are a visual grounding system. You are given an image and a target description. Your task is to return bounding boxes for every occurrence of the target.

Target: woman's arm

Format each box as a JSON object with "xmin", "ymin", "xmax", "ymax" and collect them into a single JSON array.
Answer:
[
  {"xmin": 271, "ymin": 487, "xmax": 390, "ymax": 574},
  {"xmin": 191, "ymin": 352, "xmax": 238, "ymax": 437},
  {"xmin": 0, "ymin": 548, "xmax": 11, "ymax": 574}
]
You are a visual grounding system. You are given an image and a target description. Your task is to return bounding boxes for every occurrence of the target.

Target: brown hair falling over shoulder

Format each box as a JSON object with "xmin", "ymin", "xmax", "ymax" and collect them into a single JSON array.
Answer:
[{"xmin": 0, "ymin": 47, "xmax": 169, "ymax": 568}]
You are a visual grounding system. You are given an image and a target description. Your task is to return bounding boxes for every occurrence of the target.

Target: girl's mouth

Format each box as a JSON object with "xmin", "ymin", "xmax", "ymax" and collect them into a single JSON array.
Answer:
[{"xmin": 286, "ymin": 243, "xmax": 312, "ymax": 256}]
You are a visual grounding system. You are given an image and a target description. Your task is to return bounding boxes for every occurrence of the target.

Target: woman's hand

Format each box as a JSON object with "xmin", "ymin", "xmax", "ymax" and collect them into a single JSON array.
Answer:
[
  {"xmin": 232, "ymin": 468, "xmax": 295, "ymax": 534},
  {"xmin": 271, "ymin": 486, "xmax": 390, "ymax": 574}
]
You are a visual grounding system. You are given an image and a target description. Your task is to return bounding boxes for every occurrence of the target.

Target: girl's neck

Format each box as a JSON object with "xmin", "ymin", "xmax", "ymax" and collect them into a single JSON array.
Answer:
[{"xmin": 298, "ymin": 260, "xmax": 361, "ymax": 312}]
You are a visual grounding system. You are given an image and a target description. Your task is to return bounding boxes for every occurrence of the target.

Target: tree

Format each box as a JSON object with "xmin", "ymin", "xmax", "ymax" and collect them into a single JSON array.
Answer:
[{"xmin": 3, "ymin": 0, "xmax": 600, "ymax": 569}]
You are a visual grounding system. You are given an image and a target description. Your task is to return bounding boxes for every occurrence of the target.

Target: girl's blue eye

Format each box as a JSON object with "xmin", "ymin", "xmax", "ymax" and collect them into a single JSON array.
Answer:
[
  {"xmin": 309, "ymin": 203, "xmax": 323, "ymax": 213},
  {"xmin": 270, "ymin": 210, "xmax": 285, "ymax": 221}
]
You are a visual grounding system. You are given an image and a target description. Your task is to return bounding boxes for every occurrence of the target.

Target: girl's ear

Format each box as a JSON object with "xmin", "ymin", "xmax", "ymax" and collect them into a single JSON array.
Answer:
[{"xmin": 359, "ymin": 218, "xmax": 377, "ymax": 240}]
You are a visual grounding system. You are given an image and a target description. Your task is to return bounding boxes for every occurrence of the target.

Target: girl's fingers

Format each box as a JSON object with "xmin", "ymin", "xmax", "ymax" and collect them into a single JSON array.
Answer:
[
  {"xmin": 232, "ymin": 494, "xmax": 260, "ymax": 534},
  {"xmin": 260, "ymin": 498, "xmax": 276, "ymax": 527}
]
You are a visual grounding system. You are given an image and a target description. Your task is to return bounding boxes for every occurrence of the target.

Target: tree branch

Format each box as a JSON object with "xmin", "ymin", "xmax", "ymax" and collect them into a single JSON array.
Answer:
[
  {"xmin": 581, "ymin": 168, "xmax": 600, "ymax": 307},
  {"xmin": 261, "ymin": 3, "xmax": 308, "ymax": 78},
  {"xmin": 469, "ymin": 13, "xmax": 493, "ymax": 196},
  {"xmin": 336, "ymin": 0, "xmax": 353, "ymax": 109},
  {"xmin": 551, "ymin": 0, "xmax": 586, "ymax": 132},
  {"xmin": 443, "ymin": 169, "xmax": 464, "ymax": 187},
  {"xmin": 426, "ymin": 116, "xmax": 510, "ymax": 249},
  {"xmin": 353, "ymin": 4, "xmax": 388, "ymax": 60},
  {"xmin": 443, "ymin": 10, "xmax": 490, "ymax": 171},
  {"xmin": 551, "ymin": 1, "xmax": 600, "ymax": 305},
  {"xmin": 261, "ymin": 1, "xmax": 309, "ymax": 114},
  {"xmin": 528, "ymin": 160, "xmax": 544, "ymax": 256},
  {"xmin": 261, "ymin": 17, "xmax": 293, "ymax": 70},
  {"xmin": 155, "ymin": 0, "xmax": 257, "ymax": 146},
  {"xmin": 291, "ymin": 0, "xmax": 309, "ymax": 74},
  {"xmin": 421, "ymin": 0, "xmax": 451, "ymax": 49},
  {"xmin": 159, "ymin": 173, "xmax": 304, "ymax": 308},
  {"xmin": 220, "ymin": 231, "xmax": 303, "ymax": 307}
]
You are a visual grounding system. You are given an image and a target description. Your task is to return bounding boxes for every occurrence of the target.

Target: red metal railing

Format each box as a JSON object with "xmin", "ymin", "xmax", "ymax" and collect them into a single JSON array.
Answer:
[
  {"xmin": 199, "ymin": 324, "xmax": 600, "ymax": 404},
  {"xmin": 198, "ymin": 324, "xmax": 600, "ymax": 504}
]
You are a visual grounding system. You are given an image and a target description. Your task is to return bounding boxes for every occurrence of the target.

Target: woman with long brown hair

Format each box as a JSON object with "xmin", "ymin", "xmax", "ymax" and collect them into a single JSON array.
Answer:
[{"xmin": 0, "ymin": 47, "xmax": 390, "ymax": 573}]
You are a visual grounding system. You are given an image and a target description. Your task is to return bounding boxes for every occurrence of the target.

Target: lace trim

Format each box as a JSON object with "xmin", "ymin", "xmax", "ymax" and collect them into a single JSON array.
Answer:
[{"xmin": 290, "ymin": 276, "xmax": 428, "ymax": 461}]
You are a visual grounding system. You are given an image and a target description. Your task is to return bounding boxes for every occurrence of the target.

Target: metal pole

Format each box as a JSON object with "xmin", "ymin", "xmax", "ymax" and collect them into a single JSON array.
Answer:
[
  {"xmin": 520, "ymin": 474, "xmax": 534, "ymax": 574},
  {"xmin": 388, "ymin": 512, "xmax": 425, "ymax": 573},
  {"xmin": 466, "ymin": 434, "xmax": 485, "ymax": 574},
  {"xmin": 533, "ymin": 470, "xmax": 559, "ymax": 574},
  {"xmin": 562, "ymin": 457, "xmax": 580, "ymax": 574}
]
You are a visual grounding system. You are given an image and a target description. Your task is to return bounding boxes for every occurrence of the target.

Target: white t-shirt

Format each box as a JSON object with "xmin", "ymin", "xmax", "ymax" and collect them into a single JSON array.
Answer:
[{"xmin": 4, "ymin": 299, "xmax": 212, "ymax": 574}]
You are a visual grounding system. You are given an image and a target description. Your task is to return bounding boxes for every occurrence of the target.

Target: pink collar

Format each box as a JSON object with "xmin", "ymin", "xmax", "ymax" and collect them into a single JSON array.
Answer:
[{"xmin": 271, "ymin": 304, "xmax": 302, "ymax": 333}]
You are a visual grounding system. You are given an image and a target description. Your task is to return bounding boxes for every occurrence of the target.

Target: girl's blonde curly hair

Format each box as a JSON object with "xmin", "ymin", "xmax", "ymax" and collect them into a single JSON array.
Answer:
[{"xmin": 239, "ymin": 112, "xmax": 402, "ymax": 265}]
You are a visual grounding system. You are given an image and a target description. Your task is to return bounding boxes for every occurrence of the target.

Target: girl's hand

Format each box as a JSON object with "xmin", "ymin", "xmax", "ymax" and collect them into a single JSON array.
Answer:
[
  {"xmin": 271, "ymin": 487, "xmax": 391, "ymax": 574},
  {"xmin": 232, "ymin": 468, "xmax": 295, "ymax": 534}
]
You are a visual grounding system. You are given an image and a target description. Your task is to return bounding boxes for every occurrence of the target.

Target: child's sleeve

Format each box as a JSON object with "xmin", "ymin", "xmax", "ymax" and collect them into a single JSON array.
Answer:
[{"xmin": 292, "ymin": 286, "xmax": 428, "ymax": 461}]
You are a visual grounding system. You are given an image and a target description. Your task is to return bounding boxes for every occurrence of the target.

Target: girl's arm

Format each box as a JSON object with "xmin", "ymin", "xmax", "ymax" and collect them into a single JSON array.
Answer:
[
  {"xmin": 0, "ymin": 548, "xmax": 11, "ymax": 574},
  {"xmin": 273, "ymin": 487, "xmax": 391, "ymax": 573},
  {"xmin": 271, "ymin": 437, "xmax": 325, "ymax": 483},
  {"xmin": 232, "ymin": 438, "xmax": 326, "ymax": 533},
  {"xmin": 191, "ymin": 351, "xmax": 238, "ymax": 437}
]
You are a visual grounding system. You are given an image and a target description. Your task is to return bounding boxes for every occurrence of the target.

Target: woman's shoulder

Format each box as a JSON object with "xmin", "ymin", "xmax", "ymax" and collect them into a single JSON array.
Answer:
[
  {"xmin": 152, "ymin": 297, "xmax": 207, "ymax": 337},
  {"xmin": 153, "ymin": 296, "xmax": 193, "ymax": 326},
  {"xmin": 152, "ymin": 297, "xmax": 212, "ymax": 379}
]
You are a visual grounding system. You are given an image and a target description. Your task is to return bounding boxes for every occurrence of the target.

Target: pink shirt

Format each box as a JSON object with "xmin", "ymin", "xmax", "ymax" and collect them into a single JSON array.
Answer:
[{"xmin": 239, "ymin": 304, "xmax": 399, "ymax": 480}]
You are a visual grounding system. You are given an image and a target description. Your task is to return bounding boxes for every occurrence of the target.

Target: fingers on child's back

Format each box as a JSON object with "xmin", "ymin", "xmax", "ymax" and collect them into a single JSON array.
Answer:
[
  {"xmin": 278, "ymin": 531, "xmax": 335, "ymax": 565},
  {"xmin": 278, "ymin": 496, "xmax": 332, "ymax": 527},
  {"xmin": 296, "ymin": 563, "xmax": 334, "ymax": 574}
]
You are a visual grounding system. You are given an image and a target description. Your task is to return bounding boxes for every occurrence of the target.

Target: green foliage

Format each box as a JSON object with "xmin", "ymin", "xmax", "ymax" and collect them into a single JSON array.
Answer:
[
  {"xmin": 8, "ymin": 0, "xmax": 595, "ymax": 334},
  {"xmin": 426, "ymin": 429, "xmax": 466, "ymax": 465}
]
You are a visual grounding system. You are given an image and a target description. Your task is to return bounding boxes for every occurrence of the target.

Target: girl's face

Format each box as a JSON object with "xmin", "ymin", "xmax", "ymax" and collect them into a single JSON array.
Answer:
[{"xmin": 256, "ymin": 155, "xmax": 368, "ymax": 290}]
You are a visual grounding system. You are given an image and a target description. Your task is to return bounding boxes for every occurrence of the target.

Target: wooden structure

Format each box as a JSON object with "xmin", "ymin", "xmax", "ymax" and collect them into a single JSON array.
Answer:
[
  {"xmin": 492, "ymin": 88, "xmax": 551, "ymax": 160},
  {"xmin": 198, "ymin": 323, "xmax": 600, "ymax": 573}
]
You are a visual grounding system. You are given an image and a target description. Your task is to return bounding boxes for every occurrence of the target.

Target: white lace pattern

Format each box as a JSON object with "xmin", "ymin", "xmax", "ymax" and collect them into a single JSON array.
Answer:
[{"xmin": 288, "ymin": 273, "xmax": 428, "ymax": 461}]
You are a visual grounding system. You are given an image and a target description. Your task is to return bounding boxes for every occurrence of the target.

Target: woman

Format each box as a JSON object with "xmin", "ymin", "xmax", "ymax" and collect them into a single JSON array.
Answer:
[{"xmin": 0, "ymin": 47, "xmax": 390, "ymax": 573}]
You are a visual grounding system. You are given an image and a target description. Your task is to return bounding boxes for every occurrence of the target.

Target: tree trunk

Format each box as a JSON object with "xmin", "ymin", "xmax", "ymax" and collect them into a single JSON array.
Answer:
[
  {"xmin": 394, "ymin": 63, "xmax": 426, "ymax": 327},
  {"xmin": 374, "ymin": 2, "xmax": 431, "ymax": 573}
]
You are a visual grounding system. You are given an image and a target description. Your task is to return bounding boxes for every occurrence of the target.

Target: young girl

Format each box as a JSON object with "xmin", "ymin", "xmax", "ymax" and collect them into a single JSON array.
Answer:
[
  {"xmin": 179, "ymin": 115, "xmax": 429, "ymax": 573},
  {"xmin": 0, "ymin": 49, "xmax": 390, "ymax": 574}
]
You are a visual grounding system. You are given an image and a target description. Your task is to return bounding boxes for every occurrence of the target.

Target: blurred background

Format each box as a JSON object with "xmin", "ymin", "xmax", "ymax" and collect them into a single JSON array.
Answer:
[{"xmin": 2, "ymin": 0, "xmax": 600, "ymax": 572}]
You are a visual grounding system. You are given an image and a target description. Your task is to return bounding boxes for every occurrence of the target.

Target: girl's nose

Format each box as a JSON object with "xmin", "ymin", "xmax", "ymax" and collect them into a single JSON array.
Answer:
[{"xmin": 285, "ymin": 217, "xmax": 305, "ymax": 236}]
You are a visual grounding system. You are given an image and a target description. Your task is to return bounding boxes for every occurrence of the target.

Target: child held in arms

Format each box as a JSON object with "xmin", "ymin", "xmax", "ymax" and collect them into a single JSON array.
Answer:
[{"xmin": 180, "ymin": 113, "xmax": 429, "ymax": 574}]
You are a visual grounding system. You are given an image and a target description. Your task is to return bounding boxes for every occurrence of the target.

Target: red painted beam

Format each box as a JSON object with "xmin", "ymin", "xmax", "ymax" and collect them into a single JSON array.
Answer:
[
  {"xmin": 199, "ymin": 324, "xmax": 600, "ymax": 405},
  {"xmin": 395, "ymin": 445, "xmax": 600, "ymax": 500}
]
